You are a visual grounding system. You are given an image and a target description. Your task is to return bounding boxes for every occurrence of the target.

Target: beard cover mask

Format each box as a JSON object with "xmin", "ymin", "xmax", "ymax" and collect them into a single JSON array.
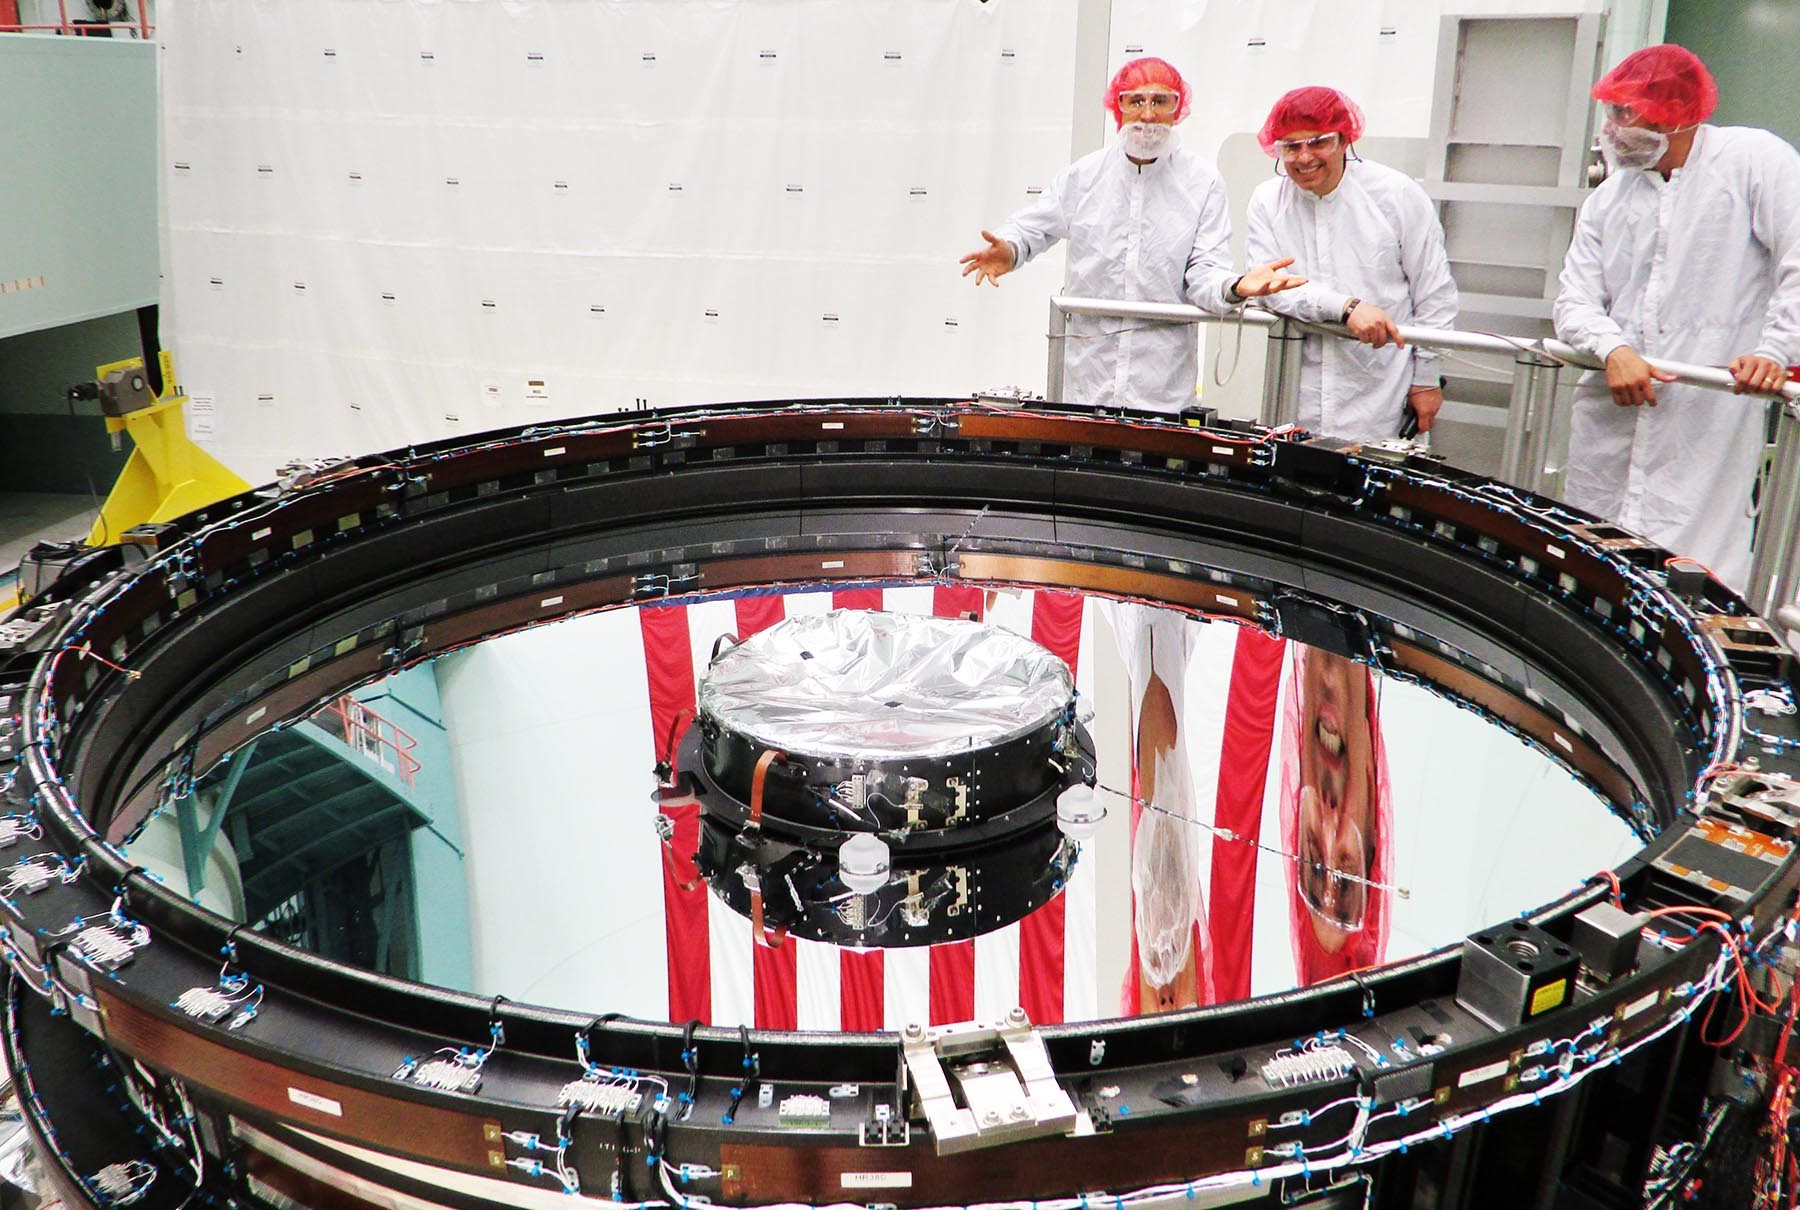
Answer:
[
  {"xmin": 1121, "ymin": 121, "xmax": 1176, "ymax": 160},
  {"xmin": 1600, "ymin": 118, "xmax": 1669, "ymax": 171},
  {"xmin": 1131, "ymin": 747, "xmax": 1201, "ymax": 990}
]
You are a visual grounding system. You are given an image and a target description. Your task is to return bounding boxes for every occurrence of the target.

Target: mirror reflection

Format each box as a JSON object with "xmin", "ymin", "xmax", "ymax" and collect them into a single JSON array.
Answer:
[{"xmin": 123, "ymin": 583, "xmax": 1640, "ymax": 1030}]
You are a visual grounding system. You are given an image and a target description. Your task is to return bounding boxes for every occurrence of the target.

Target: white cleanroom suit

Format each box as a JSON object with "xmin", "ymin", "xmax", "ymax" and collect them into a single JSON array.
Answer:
[
  {"xmin": 994, "ymin": 142, "xmax": 1240, "ymax": 414},
  {"xmin": 1555, "ymin": 125, "xmax": 1800, "ymax": 593},
  {"xmin": 1244, "ymin": 159, "xmax": 1459, "ymax": 443}
]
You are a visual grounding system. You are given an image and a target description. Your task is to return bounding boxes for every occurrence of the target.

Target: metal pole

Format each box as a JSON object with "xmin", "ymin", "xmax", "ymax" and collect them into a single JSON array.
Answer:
[
  {"xmin": 1260, "ymin": 317, "xmax": 1304, "ymax": 427},
  {"xmin": 1541, "ymin": 337, "xmax": 1800, "ymax": 403},
  {"xmin": 1045, "ymin": 300, "xmax": 1067, "ymax": 405},
  {"xmin": 1748, "ymin": 400, "xmax": 1800, "ymax": 615},
  {"xmin": 1517, "ymin": 354, "xmax": 1563, "ymax": 495},
  {"xmin": 1499, "ymin": 359, "xmax": 1534, "ymax": 486}
]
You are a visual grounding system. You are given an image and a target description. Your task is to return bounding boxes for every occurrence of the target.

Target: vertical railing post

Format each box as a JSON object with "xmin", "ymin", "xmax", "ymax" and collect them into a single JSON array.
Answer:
[
  {"xmin": 1045, "ymin": 299, "xmax": 1067, "ymax": 404},
  {"xmin": 1518, "ymin": 354, "xmax": 1562, "ymax": 495},
  {"xmin": 1748, "ymin": 399, "xmax": 1800, "ymax": 615},
  {"xmin": 1500, "ymin": 350, "xmax": 1561, "ymax": 492},
  {"xmin": 1500, "ymin": 359, "xmax": 1533, "ymax": 486},
  {"xmin": 1259, "ymin": 317, "xmax": 1304, "ymax": 427}
]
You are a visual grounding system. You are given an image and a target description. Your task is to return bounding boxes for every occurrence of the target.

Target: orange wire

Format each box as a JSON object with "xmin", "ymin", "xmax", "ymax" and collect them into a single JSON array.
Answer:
[
  {"xmin": 747, "ymin": 749, "xmax": 787, "ymax": 948},
  {"xmin": 748, "ymin": 749, "xmax": 783, "ymax": 829}
]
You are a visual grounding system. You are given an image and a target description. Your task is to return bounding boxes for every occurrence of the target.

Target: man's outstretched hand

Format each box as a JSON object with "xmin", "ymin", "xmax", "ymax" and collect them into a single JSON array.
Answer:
[
  {"xmin": 1234, "ymin": 257, "xmax": 1309, "ymax": 298},
  {"xmin": 959, "ymin": 231, "xmax": 1017, "ymax": 286}
]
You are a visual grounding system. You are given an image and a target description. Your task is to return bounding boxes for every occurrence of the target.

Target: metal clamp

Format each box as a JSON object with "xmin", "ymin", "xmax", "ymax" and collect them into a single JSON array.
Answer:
[{"xmin": 899, "ymin": 1009, "xmax": 1077, "ymax": 1155}]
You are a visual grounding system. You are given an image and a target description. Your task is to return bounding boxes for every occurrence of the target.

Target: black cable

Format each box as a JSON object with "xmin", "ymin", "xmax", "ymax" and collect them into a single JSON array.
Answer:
[
  {"xmin": 678, "ymin": 1018, "xmax": 701, "ymax": 1121},
  {"xmin": 723, "ymin": 1023, "xmax": 759, "ymax": 1125}
]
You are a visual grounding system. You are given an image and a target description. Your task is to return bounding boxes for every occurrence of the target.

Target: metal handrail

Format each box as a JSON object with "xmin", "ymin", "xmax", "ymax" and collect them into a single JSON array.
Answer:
[
  {"xmin": 314, "ymin": 696, "xmax": 422, "ymax": 787},
  {"xmin": 1046, "ymin": 295, "xmax": 1800, "ymax": 405},
  {"xmin": 0, "ymin": 0, "xmax": 152, "ymax": 38},
  {"xmin": 0, "ymin": 23, "xmax": 154, "ymax": 37},
  {"xmin": 1539, "ymin": 338, "xmax": 1800, "ymax": 403},
  {"xmin": 1044, "ymin": 294, "xmax": 1800, "ymax": 614}
]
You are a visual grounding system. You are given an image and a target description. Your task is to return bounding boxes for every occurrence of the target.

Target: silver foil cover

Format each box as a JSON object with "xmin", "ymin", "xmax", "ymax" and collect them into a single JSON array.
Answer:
[{"xmin": 698, "ymin": 608, "xmax": 1074, "ymax": 760}]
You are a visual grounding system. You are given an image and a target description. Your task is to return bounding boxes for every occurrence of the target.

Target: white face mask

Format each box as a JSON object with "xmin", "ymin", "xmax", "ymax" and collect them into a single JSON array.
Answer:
[
  {"xmin": 1599, "ymin": 118, "xmax": 1669, "ymax": 171},
  {"xmin": 1120, "ymin": 121, "xmax": 1175, "ymax": 161}
]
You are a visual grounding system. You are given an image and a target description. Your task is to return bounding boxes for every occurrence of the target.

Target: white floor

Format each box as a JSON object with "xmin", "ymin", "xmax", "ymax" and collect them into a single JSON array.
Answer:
[{"xmin": 0, "ymin": 492, "xmax": 98, "ymax": 593}]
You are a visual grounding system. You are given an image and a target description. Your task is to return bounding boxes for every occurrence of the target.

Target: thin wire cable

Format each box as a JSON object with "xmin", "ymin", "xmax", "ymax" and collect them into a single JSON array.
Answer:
[{"xmin": 1092, "ymin": 782, "xmax": 1411, "ymax": 900}]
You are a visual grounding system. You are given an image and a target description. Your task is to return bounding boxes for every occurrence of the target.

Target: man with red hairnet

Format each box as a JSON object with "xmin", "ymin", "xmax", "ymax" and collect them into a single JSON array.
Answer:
[
  {"xmin": 959, "ymin": 57, "xmax": 1306, "ymax": 413},
  {"xmin": 1245, "ymin": 86, "xmax": 1458, "ymax": 442},
  {"xmin": 1555, "ymin": 44, "xmax": 1800, "ymax": 592},
  {"xmin": 1278, "ymin": 646, "xmax": 1393, "ymax": 986}
]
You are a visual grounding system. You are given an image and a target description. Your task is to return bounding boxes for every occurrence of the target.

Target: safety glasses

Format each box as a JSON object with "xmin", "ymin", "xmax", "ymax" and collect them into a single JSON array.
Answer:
[
  {"xmin": 1275, "ymin": 132, "xmax": 1342, "ymax": 158},
  {"xmin": 1118, "ymin": 90, "xmax": 1181, "ymax": 115}
]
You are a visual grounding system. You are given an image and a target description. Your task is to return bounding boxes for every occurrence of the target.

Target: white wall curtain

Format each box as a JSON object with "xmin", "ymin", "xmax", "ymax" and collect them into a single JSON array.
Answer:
[{"xmin": 160, "ymin": 0, "xmax": 1078, "ymax": 484}]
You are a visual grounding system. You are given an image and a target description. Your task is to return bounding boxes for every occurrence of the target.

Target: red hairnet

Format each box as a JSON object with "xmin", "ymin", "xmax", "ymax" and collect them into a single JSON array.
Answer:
[
  {"xmin": 1592, "ymin": 44, "xmax": 1718, "ymax": 128},
  {"xmin": 1104, "ymin": 57, "xmax": 1192, "ymax": 127},
  {"xmin": 1258, "ymin": 86, "xmax": 1366, "ymax": 155},
  {"xmin": 1278, "ymin": 646, "xmax": 1393, "ymax": 987}
]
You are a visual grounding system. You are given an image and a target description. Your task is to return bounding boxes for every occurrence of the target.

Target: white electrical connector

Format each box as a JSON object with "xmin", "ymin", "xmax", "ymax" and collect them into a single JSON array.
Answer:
[
  {"xmin": 412, "ymin": 1056, "xmax": 484, "ymax": 1093},
  {"xmin": 175, "ymin": 986, "xmax": 235, "ymax": 1022},
  {"xmin": 396, "ymin": 1047, "xmax": 488, "ymax": 1094},
  {"xmin": 3, "ymin": 855, "xmax": 74, "ymax": 897},
  {"xmin": 1260, "ymin": 1044, "xmax": 1357, "ymax": 1089},
  {"xmin": 0, "ymin": 815, "xmax": 42, "ymax": 849},
  {"xmin": 88, "ymin": 1159, "xmax": 156, "ymax": 1205},
  {"xmin": 558, "ymin": 1077, "xmax": 642, "ymax": 1117},
  {"xmin": 174, "ymin": 973, "xmax": 261, "ymax": 1028},
  {"xmin": 778, "ymin": 1094, "xmax": 832, "ymax": 1126},
  {"xmin": 69, "ymin": 915, "xmax": 149, "ymax": 971}
]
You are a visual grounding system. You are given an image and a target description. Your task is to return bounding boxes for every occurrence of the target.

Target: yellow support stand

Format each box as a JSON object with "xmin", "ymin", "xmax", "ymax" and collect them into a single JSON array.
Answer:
[
  {"xmin": 1, "ymin": 352, "xmax": 249, "ymax": 615},
  {"xmin": 85, "ymin": 351, "xmax": 251, "ymax": 546}
]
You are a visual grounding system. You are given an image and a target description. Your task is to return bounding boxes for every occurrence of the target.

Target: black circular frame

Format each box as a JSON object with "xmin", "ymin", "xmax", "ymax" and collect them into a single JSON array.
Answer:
[{"xmin": 0, "ymin": 399, "xmax": 1794, "ymax": 1208}]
